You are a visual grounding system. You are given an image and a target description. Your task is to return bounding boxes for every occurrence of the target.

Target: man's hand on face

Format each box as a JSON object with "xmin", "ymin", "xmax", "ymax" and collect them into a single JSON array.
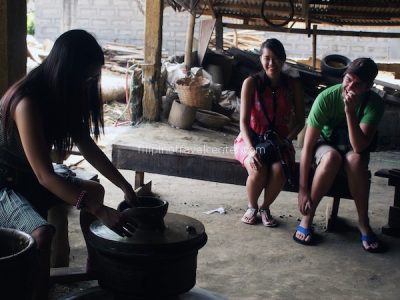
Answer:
[
  {"xmin": 342, "ymin": 73, "xmax": 369, "ymax": 113},
  {"xmin": 343, "ymin": 90, "xmax": 358, "ymax": 112}
]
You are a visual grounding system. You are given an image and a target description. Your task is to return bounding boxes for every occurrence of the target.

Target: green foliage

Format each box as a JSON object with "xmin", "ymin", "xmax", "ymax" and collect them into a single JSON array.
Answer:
[{"xmin": 27, "ymin": 13, "xmax": 35, "ymax": 35}]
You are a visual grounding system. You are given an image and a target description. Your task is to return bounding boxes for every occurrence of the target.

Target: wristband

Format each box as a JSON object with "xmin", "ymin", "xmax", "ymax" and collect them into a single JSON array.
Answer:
[{"xmin": 75, "ymin": 190, "xmax": 88, "ymax": 210}]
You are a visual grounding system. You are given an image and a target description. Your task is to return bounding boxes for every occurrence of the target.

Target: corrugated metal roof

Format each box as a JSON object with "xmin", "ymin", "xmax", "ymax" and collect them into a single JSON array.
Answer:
[{"xmin": 169, "ymin": 0, "xmax": 400, "ymax": 27}]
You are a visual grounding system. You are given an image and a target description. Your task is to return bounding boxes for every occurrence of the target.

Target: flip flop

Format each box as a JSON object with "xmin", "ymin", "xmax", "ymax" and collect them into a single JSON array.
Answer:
[
  {"xmin": 361, "ymin": 232, "xmax": 386, "ymax": 253},
  {"xmin": 293, "ymin": 225, "xmax": 314, "ymax": 246},
  {"xmin": 259, "ymin": 208, "xmax": 278, "ymax": 227},
  {"xmin": 241, "ymin": 207, "xmax": 258, "ymax": 225}
]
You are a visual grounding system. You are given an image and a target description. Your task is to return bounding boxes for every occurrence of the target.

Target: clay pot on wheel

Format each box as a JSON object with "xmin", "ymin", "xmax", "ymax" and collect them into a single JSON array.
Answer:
[{"xmin": 117, "ymin": 196, "xmax": 168, "ymax": 232}]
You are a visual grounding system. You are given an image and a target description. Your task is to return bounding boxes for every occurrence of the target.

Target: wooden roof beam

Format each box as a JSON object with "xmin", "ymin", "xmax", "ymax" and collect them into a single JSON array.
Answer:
[
  {"xmin": 223, "ymin": 22, "xmax": 400, "ymax": 38},
  {"xmin": 206, "ymin": 0, "xmax": 216, "ymax": 19},
  {"xmin": 309, "ymin": 0, "xmax": 399, "ymax": 7}
]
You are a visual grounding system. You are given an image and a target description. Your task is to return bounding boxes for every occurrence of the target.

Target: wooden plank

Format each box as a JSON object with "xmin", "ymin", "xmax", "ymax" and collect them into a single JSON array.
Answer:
[
  {"xmin": 112, "ymin": 144, "xmax": 248, "ymax": 186},
  {"xmin": 198, "ymin": 18, "xmax": 216, "ymax": 66},
  {"xmin": 111, "ymin": 144, "xmax": 355, "ymax": 198},
  {"xmin": 143, "ymin": 0, "xmax": 163, "ymax": 121}
]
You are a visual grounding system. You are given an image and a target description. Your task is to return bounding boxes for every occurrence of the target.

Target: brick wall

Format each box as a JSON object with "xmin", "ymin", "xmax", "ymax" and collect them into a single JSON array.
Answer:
[{"xmin": 34, "ymin": 1, "xmax": 400, "ymax": 61}]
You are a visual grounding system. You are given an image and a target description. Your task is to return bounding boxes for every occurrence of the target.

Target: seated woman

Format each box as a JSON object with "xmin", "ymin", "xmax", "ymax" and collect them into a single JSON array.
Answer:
[
  {"xmin": 0, "ymin": 30, "xmax": 137, "ymax": 299},
  {"xmin": 234, "ymin": 38, "xmax": 304, "ymax": 226}
]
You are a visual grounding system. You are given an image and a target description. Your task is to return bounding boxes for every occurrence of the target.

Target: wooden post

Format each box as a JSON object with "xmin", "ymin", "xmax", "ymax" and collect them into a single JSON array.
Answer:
[
  {"xmin": 302, "ymin": 0, "xmax": 309, "ymax": 31},
  {"xmin": 0, "ymin": 0, "xmax": 27, "ymax": 97},
  {"xmin": 312, "ymin": 24, "xmax": 317, "ymax": 70},
  {"xmin": 233, "ymin": 29, "xmax": 238, "ymax": 47},
  {"xmin": 143, "ymin": 0, "xmax": 163, "ymax": 121},
  {"xmin": 184, "ymin": 13, "xmax": 196, "ymax": 73},
  {"xmin": 215, "ymin": 15, "xmax": 223, "ymax": 51},
  {"xmin": 62, "ymin": 0, "xmax": 76, "ymax": 31}
]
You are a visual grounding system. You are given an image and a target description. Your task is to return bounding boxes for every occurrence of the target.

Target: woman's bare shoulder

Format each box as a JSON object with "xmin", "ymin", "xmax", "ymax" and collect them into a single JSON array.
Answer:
[{"xmin": 13, "ymin": 97, "xmax": 41, "ymax": 120}]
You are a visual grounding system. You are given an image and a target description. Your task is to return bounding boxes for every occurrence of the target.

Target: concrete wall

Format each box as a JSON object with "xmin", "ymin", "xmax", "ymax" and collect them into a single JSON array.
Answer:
[
  {"xmin": 35, "ymin": 0, "xmax": 191, "ymax": 55},
  {"xmin": 34, "ymin": 1, "xmax": 400, "ymax": 61}
]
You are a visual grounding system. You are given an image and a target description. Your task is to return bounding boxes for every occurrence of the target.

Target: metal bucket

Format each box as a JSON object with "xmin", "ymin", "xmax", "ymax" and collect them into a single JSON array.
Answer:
[{"xmin": 0, "ymin": 228, "xmax": 37, "ymax": 300}]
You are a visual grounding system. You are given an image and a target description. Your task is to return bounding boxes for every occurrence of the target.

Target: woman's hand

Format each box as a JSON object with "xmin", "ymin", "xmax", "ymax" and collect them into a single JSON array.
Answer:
[
  {"xmin": 84, "ymin": 192, "xmax": 136, "ymax": 237},
  {"xmin": 95, "ymin": 205, "xmax": 136, "ymax": 237},
  {"xmin": 298, "ymin": 188, "xmax": 312, "ymax": 216},
  {"xmin": 248, "ymin": 148, "xmax": 262, "ymax": 170}
]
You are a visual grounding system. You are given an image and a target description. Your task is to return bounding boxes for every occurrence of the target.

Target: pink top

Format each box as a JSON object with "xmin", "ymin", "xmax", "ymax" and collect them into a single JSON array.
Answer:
[
  {"xmin": 233, "ymin": 74, "xmax": 295, "ymax": 165},
  {"xmin": 250, "ymin": 81, "xmax": 294, "ymax": 137}
]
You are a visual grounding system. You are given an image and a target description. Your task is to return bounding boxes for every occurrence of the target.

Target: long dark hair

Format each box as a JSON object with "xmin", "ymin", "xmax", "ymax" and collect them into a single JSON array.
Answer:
[{"xmin": 0, "ymin": 29, "xmax": 104, "ymax": 153}]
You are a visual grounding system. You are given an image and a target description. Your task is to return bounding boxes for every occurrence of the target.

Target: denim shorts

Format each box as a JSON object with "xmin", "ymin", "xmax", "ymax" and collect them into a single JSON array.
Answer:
[
  {"xmin": 314, "ymin": 143, "xmax": 370, "ymax": 167},
  {"xmin": 0, "ymin": 166, "xmax": 82, "ymax": 234}
]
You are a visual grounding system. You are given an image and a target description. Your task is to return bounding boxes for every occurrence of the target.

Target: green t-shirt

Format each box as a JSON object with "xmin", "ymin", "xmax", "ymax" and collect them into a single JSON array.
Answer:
[{"xmin": 307, "ymin": 84, "xmax": 384, "ymax": 139}]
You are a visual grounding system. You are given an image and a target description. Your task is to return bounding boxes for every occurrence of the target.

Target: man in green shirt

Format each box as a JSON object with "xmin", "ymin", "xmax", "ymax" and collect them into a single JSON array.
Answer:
[{"xmin": 293, "ymin": 58, "xmax": 385, "ymax": 252}]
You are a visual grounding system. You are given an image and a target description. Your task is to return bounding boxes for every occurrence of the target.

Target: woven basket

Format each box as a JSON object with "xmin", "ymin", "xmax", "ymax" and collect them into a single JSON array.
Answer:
[{"xmin": 175, "ymin": 77, "xmax": 210, "ymax": 109}]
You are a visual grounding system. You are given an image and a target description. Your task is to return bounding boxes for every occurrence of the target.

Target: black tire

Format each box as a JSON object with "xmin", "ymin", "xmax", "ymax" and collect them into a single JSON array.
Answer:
[{"xmin": 320, "ymin": 54, "xmax": 352, "ymax": 77}]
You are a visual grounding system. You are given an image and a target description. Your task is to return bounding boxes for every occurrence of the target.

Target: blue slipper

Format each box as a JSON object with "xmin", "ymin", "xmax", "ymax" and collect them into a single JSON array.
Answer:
[
  {"xmin": 361, "ymin": 233, "xmax": 386, "ymax": 253},
  {"xmin": 293, "ymin": 225, "xmax": 314, "ymax": 246}
]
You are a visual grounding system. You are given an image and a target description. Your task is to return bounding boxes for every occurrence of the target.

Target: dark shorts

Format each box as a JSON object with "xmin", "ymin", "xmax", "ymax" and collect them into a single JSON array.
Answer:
[{"xmin": 0, "ymin": 165, "xmax": 82, "ymax": 234}]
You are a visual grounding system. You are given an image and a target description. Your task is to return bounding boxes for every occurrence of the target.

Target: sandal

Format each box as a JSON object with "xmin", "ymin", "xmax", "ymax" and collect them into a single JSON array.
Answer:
[
  {"xmin": 293, "ymin": 225, "xmax": 314, "ymax": 246},
  {"xmin": 241, "ymin": 207, "xmax": 258, "ymax": 225},
  {"xmin": 361, "ymin": 232, "xmax": 386, "ymax": 253},
  {"xmin": 259, "ymin": 208, "xmax": 278, "ymax": 227}
]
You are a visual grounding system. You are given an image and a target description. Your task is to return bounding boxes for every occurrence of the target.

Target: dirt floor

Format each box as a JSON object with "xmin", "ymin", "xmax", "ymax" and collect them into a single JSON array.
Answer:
[{"xmin": 49, "ymin": 121, "xmax": 400, "ymax": 300}]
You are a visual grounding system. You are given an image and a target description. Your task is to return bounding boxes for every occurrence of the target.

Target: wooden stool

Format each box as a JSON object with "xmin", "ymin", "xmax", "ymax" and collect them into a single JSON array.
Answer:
[{"xmin": 49, "ymin": 168, "xmax": 99, "ymax": 283}]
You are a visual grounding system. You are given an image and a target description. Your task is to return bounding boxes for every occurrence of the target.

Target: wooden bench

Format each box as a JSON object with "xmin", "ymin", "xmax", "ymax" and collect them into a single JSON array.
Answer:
[
  {"xmin": 112, "ymin": 144, "xmax": 369, "ymax": 231},
  {"xmin": 375, "ymin": 169, "xmax": 400, "ymax": 237}
]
